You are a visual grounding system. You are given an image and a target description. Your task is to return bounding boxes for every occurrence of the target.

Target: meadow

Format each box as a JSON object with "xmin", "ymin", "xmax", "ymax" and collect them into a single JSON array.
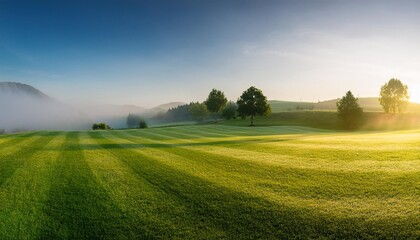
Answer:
[{"xmin": 0, "ymin": 125, "xmax": 418, "ymax": 239}]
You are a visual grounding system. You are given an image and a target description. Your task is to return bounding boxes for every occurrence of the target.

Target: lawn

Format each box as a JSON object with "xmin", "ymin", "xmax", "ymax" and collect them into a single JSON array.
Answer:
[{"xmin": 0, "ymin": 125, "xmax": 418, "ymax": 239}]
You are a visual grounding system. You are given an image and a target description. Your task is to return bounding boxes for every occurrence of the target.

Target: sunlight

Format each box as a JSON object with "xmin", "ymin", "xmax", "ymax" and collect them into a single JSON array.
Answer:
[{"xmin": 409, "ymin": 84, "xmax": 420, "ymax": 103}]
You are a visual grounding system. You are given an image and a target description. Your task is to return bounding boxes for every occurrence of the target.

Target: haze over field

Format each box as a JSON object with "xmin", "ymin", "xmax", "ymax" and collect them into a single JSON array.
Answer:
[{"xmin": 2, "ymin": 0, "xmax": 420, "ymax": 106}]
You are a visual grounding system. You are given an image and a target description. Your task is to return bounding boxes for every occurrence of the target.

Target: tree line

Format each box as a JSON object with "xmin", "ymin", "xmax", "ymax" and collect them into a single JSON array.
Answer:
[
  {"xmin": 337, "ymin": 78, "xmax": 409, "ymax": 129},
  {"xmin": 154, "ymin": 86, "xmax": 271, "ymax": 126}
]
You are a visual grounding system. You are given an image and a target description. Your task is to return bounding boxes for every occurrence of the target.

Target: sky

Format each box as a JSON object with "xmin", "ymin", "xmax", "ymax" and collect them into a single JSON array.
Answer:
[{"xmin": 1, "ymin": 0, "xmax": 420, "ymax": 107}]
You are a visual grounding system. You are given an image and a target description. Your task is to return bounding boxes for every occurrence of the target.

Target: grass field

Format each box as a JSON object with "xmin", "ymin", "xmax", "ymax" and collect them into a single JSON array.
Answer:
[
  {"xmin": 0, "ymin": 125, "xmax": 419, "ymax": 239},
  {"xmin": 222, "ymin": 111, "xmax": 420, "ymax": 131}
]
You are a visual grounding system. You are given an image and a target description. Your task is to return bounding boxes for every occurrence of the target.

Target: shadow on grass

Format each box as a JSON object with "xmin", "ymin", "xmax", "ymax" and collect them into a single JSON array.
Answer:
[
  {"xmin": 45, "ymin": 138, "xmax": 291, "ymax": 151},
  {"xmin": 87, "ymin": 132, "xmax": 416, "ymax": 239}
]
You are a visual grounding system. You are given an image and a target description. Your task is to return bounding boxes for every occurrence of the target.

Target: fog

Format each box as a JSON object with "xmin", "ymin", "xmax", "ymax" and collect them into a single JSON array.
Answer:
[
  {"xmin": 0, "ymin": 92, "xmax": 92, "ymax": 132},
  {"xmin": 0, "ymin": 83, "xmax": 160, "ymax": 132}
]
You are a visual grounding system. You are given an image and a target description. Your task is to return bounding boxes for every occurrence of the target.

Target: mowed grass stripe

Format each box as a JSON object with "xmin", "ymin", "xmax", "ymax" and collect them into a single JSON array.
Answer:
[
  {"xmin": 41, "ymin": 132, "xmax": 134, "ymax": 239},
  {"xmin": 0, "ymin": 131, "xmax": 40, "ymax": 142},
  {"xmin": 0, "ymin": 132, "xmax": 58, "ymax": 188},
  {"xmin": 115, "ymin": 129, "xmax": 419, "ymax": 238},
  {"xmin": 0, "ymin": 132, "xmax": 65, "ymax": 239},
  {"xmin": 134, "ymin": 127, "xmax": 420, "ymax": 173},
  {"xmin": 120, "ymin": 130, "xmax": 418, "ymax": 208},
  {"xmin": 104, "ymin": 130, "xmax": 418, "ymax": 239},
  {"xmin": 93, "ymin": 131, "xmax": 339, "ymax": 239},
  {"xmin": 86, "ymin": 131, "xmax": 227, "ymax": 239},
  {"xmin": 0, "ymin": 131, "xmax": 44, "ymax": 156}
]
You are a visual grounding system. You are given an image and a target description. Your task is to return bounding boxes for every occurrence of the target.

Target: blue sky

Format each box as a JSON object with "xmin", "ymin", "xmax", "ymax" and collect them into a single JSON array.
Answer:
[{"xmin": 2, "ymin": 0, "xmax": 420, "ymax": 106}]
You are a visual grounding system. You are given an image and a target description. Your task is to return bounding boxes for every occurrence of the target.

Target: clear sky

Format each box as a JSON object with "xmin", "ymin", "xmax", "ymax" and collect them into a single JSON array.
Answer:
[{"xmin": 1, "ymin": 0, "xmax": 420, "ymax": 106}]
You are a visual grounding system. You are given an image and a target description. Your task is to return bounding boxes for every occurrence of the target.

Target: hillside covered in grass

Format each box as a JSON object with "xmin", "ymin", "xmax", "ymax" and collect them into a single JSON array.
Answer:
[
  {"xmin": 222, "ymin": 111, "xmax": 420, "ymax": 131},
  {"xmin": 269, "ymin": 98, "xmax": 420, "ymax": 113},
  {"xmin": 0, "ymin": 125, "xmax": 418, "ymax": 239}
]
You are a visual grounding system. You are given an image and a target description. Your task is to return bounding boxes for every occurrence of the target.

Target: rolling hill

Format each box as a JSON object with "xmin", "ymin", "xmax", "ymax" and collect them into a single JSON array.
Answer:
[
  {"xmin": 269, "ymin": 98, "xmax": 420, "ymax": 113},
  {"xmin": 0, "ymin": 82, "xmax": 89, "ymax": 131}
]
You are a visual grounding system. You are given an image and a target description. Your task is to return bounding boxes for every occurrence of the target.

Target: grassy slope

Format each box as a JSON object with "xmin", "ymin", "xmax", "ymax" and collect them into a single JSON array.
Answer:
[
  {"xmin": 269, "ymin": 98, "xmax": 420, "ymax": 112},
  {"xmin": 0, "ymin": 126, "xmax": 419, "ymax": 239},
  {"xmin": 223, "ymin": 111, "xmax": 420, "ymax": 131}
]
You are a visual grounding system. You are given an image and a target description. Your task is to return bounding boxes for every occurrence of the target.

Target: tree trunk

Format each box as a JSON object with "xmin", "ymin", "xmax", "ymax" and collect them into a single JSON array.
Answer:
[{"xmin": 250, "ymin": 115, "xmax": 254, "ymax": 126}]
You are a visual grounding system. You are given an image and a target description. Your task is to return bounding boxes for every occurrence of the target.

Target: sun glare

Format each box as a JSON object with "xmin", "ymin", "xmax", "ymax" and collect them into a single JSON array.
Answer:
[{"xmin": 409, "ymin": 85, "xmax": 420, "ymax": 103}]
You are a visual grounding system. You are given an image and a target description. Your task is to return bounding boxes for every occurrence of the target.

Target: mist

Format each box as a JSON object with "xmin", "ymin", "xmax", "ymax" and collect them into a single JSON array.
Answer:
[{"xmin": 0, "ymin": 92, "xmax": 92, "ymax": 132}]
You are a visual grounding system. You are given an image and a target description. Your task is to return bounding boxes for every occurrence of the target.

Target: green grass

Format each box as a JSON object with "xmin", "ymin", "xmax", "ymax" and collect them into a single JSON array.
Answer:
[
  {"xmin": 0, "ymin": 125, "xmax": 419, "ymax": 239},
  {"xmin": 223, "ymin": 111, "xmax": 420, "ymax": 131}
]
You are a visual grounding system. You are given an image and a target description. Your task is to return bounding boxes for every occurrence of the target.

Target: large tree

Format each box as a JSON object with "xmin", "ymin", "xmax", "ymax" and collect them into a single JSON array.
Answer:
[
  {"xmin": 336, "ymin": 91, "xmax": 363, "ymax": 129},
  {"xmin": 379, "ymin": 78, "xmax": 409, "ymax": 113},
  {"xmin": 204, "ymin": 89, "xmax": 227, "ymax": 118},
  {"xmin": 237, "ymin": 86, "xmax": 271, "ymax": 126}
]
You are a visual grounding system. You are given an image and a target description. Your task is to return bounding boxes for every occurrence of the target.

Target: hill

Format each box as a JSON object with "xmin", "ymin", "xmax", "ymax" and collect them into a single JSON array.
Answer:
[
  {"xmin": 145, "ymin": 102, "xmax": 186, "ymax": 117},
  {"xmin": 269, "ymin": 97, "xmax": 420, "ymax": 113},
  {"xmin": 0, "ymin": 82, "xmax": 88, "ymax": 131},
  {"xmin": 0, "ymin": 82, "xmax": 50, "ymax": 100}
]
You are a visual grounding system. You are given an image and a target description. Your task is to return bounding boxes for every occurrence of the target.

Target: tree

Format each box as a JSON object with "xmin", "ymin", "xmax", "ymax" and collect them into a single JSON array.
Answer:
[
  {"xmin": 127, "ymin": 113, "xmax": 141, "ymax": 128},
  {"xmin": 336, "ymin": 91, "xmax": 363, "ymax": 129},
  {"xmin": 204, "ymin": 89, "xmax": 227, "ymax": 119},
  {"xmin": 189, "ymin": 102, "xmax": 209, "ymax": 122},
  {"xmin": 139, "ymin": 119, "xmax": 148, "ymax": 129},
  {"xmin": 379, "ymin": 78, "xmax": 409, "ymax": 113},
  {"xmin": 92, "ymin": 123, "xmax": 111, "ymax": 130},
  {"xmin": 222, "ymin": 101, "xmax": 238, "ymax": 120},
  {"xmin": 237, "ymin": 86, "xmax": 271, "ymax": 126}
]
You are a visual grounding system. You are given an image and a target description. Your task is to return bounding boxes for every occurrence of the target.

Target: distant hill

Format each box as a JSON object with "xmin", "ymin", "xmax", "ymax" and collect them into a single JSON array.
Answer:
[
  {"xmin": 82, "ymin": 104, "xmax": 146, "ymax": 118},
  {"xmin": 145, "ymin": 102, "xmax": 186, "ymax": 117},
  {"xmin": 0, "ymin": 82, "xmax": 88, "ymax": 131},
  {"xmin": 0, "ymin": 82, "xmax": 50, "ymax": 100},
  {"xmin": 269, "ymin": 98, "xmax": 420, "ymax": 113}
]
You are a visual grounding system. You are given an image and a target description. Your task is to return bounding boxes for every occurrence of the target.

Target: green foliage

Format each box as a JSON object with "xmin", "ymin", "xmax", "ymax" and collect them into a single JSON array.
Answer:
[
  {"xmin": 379, "ymin": 78, "xmax": 409, "ymax": 113},
  {"xmin": 139, "ymin": 119, "xmax": 148, "ymax": 129},
  {"xmin": 165, "ymin": 103, "xmax": 193, "ymax": 122},
  {"xmin": 0, "ymin": 127, "xmax": 418, "ymax": 239},
  {"xmin": 336, "ymin": 91, "xmax": 363, "ymax": 129},
  {"xmin": 189, "ymin": 102, "xmax": 209, "ymax": 121},
  {"xmin": 237, "ymin": 86, "xmax": 271, "ymax": 126},
  {"xmin": 127, "ymin": 113, "xmax": 141, "ymax": 128},
  {"xmin": 204, "ymin": 89, "xmax": 227, "ymax": 113},
  {"xmin": 92, "ymin": 123, "xmax": 111, "ymax": 130},
  {"xmin": 222, "ymin": 101, "xmax": 238, "ymax": 120},
  {"xmin": 0, "ymin": 129, "xmax": 4, "ymax": 135}
]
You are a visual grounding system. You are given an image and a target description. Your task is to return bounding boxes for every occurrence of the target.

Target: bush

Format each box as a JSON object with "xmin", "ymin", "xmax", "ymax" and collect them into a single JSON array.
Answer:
[
  {"xmin": 139, "ymin": 119, "xmax": 148, "ymax": 129},
  {"xmin": 0, "ymin": 129, "xmax": 4, "ymax": 135},
  {"xmin": 92, "ymin": 123, "xmax": 111, "ymax": 130}
]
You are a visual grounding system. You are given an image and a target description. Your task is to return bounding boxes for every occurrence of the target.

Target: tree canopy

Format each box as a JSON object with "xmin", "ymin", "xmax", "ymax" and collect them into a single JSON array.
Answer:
[
  {"xmin": 189, "ymin": 102, "xmax": 209, "ymax": 122},
  {"xmin": 336, "ymin": 91, "xmax": 363, "ymax": 129},
  {"xmin": 222, "ymin": 101, "xmax": 238, "ymax": 120},
  {"xmin": 92, "ymin": 123, "xmax": 111, "ymax": 130},
  {"xmin": 127, "ymin": 113, "xmax": 142, "ymax": 128},
  {"xmin": 379, "ymin": 78, "xmax": 409, "ymax": 113},
  {"xmin": 204, "ymin": 89, "xmax": 227, "ymax": 114},
  {"xmin": 237, "ymin": 86, "xmax": 271, "ymax": 126}
]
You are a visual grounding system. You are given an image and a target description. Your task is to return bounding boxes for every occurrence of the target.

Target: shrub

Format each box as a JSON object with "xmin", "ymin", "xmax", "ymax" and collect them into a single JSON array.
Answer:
[
  {"xmin": 139, "ymin": 119, "xmax": 148, "ymax": 129},
  {"xmin": 92, "ymin": 123, "xmax": 111, "ymax": 130}
]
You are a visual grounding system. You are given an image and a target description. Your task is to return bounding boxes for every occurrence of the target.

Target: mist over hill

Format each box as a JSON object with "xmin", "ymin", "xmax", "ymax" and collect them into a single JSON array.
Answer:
[
  {"xmin": 0, "ymin": 82, "xmax": 185, "ymax": 131},
  {"xmin": 0, "ymin": 82, "xmax": 91, "ymax": 131},
  {"xmin": 3, "ymin": 82, "xmax": 420, "ymax": 131}
]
